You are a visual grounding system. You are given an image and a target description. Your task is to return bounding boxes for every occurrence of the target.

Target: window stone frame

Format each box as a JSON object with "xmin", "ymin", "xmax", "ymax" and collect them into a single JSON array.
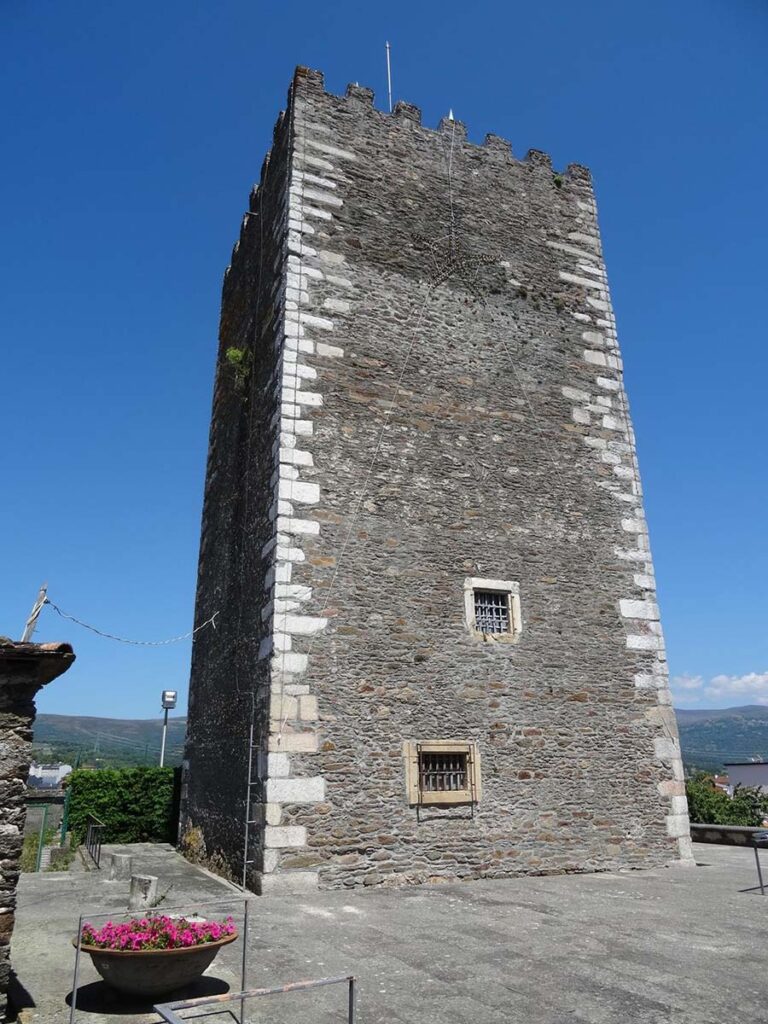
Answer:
[
  {"xmin": 464, "ymin": 577, "xmax": 522, "ymax": 642},
  {"xmin": 403, "ymin": 740, "xmax": 482, "ymax": 806}
]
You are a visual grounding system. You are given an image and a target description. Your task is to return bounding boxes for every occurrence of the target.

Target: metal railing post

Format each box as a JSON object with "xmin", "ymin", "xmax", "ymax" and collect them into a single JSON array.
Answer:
[
  {"xmin": 240, "ymin": 898, "xmax": 250, "ymax": 1023},
  {"xmin": 348, "ymin": 976, "xmax": 356, "ymax": 1024},
  {"xmin": 754, "ymin": 844, "xmax": 766, "ymax": 895},
  {"xmin": 154, "ymin": 974, "xmax": 358, "ymax": 1022},
  {"xmin": 84, "ymin": 815, "xmax": 105, "ymax": 868},
  {"xmin": 35, "ymin": 804, "xmax": 49, "ymax": 872}
]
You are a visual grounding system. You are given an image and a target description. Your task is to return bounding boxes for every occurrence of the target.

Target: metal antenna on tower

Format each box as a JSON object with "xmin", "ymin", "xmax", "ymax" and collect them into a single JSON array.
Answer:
[
  {"xmin": 21, "ymin": 583, "xmax": 48, "ymax": 642},
  {"xmin": 385, "ymin": 41, "xmax": 393, "ymax": 112}
]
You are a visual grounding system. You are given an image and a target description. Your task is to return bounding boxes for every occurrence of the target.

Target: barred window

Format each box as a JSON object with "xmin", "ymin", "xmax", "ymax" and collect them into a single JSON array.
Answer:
[
  {"xmin": 419, "ymin": 751, "xmax": 468, "ymax": 792},
  {"xmin": 473, "ymin": 590, "xmax": 510, "ymax": 634},
  {"xmin": 464, "ymin": 577, "xmax": 522, "ymax": 642},
  {"xmin": 403, "ymin": 741, "xmax": 481, "ymax": 806}
]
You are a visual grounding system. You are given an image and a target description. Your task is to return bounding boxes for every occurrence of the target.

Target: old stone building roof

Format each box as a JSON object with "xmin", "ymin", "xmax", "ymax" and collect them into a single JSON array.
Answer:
[
  {"xmin": 0, "ymin": 638, "xmax": 75, "ymax": 687},
  {"xmin": 0, "ymin": 635, "xmax": 75, "ymax": 1016}
]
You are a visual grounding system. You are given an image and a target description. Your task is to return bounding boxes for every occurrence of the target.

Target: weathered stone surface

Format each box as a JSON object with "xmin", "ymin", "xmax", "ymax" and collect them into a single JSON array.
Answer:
[
  {"xmin": 0, "ymin": 638, "xmax": 74, "ymax": 1016},
  {"xmin": 107, "ymin": 852, "xmax": 134, "ymax": 881},
  {"xmin": 182, "ymin": 67, "xmax": 689, "ymax": 893},
  {"xmin": 128, "ymin": 874, "xmax": 158, "ymax": 912},
  {"xmin": 11, "ymin": 841, "xmax": 768, "ymax": 1024}
]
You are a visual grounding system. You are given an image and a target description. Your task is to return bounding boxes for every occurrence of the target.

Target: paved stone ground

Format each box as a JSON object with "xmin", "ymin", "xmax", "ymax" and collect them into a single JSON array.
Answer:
[
  {"xmin": 10, "ymin": 842, "xmax": 768, "ymax": 1023},
  {"xmin": 10, "ymin": 844, "xmax": 245, "ymax": 1024}
]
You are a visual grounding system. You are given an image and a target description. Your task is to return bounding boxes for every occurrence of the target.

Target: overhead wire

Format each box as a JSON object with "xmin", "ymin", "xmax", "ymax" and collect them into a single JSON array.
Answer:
[{"xmin": 43, "ymin": 599, "xmax": 218, "ymax": 647}]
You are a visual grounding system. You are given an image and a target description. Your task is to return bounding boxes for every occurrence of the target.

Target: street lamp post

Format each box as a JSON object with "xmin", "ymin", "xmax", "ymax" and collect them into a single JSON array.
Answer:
[{"xmin": 160, "ymin": 690, "xmax": 177, "ymax": 767}]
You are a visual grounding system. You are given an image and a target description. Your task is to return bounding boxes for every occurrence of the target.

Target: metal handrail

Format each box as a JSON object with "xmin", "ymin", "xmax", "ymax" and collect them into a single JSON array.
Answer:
[
  {"xmin": 84, "ymin": 814, "xmax": 105, "ymax": 868},
  {"xmin": 154, "ymin": 974, "xmax": 357, "ymax": 1024},
  {"xmin": 34, "ymin": 803, "xmax": 50, "ymax": 873}
]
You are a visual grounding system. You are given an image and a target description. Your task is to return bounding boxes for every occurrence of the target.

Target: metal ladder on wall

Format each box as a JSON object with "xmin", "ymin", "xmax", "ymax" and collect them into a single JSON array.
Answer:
[{"xmin": 242, "ymin": 716, "xmax": 261, "ymax": 888}]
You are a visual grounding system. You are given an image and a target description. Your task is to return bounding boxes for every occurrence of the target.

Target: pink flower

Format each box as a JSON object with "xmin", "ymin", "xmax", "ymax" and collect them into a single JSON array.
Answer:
[{"xmin": 80, "ymin": 915, "xmax": 235, "ymax": 951}]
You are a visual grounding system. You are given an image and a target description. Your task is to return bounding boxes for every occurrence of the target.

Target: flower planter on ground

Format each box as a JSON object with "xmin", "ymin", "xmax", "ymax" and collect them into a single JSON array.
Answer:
[{"xmin": 75, "ymin": 916, "xmax": 237, "ymax": 998}]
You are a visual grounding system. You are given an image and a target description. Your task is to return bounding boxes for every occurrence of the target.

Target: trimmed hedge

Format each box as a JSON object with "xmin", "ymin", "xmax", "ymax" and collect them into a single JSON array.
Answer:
[{"xmin": 67, "ymin": 767, "xmax": 179, "ymax": 845}]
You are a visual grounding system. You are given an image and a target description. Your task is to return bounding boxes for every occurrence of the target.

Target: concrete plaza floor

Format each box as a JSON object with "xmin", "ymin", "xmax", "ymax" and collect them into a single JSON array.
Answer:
[{"xmin": 10, "ymin": 842, "xmax": 768, "ymax": 1023}]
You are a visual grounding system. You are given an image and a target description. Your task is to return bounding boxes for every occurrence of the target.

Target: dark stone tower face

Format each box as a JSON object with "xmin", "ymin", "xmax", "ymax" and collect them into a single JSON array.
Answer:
[{"xmin": 182, "ymin": 67, "xmax": 691, "ymax": 893}]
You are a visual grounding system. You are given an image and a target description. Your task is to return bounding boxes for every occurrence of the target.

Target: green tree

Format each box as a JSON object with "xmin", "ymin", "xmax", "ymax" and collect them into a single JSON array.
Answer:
[{"xmin": 686, "ymin": 772, "xmax": 768, "ymax": 826}]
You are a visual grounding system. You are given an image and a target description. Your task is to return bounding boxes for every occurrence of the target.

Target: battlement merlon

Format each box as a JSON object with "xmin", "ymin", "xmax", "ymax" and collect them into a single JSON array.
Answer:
[
  {"xmin": 219, "ymin": 62, "xmax": 612, "ymax": 393},
  {"xmin": 242, "ymin": 65, "xmax": 594, "ymax": 234},
  {"xmin": 287, "ymin": 65, "xmax": 592, "ymax": 185},
  {"xmin": 227, "ymin": 63, "xmax": 605, "ymax": 360}
]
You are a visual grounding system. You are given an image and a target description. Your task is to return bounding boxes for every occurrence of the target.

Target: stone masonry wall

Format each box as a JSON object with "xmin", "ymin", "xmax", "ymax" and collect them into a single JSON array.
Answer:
[
  {"xmin": 181, "ymin": 109, "xmax": 293, "ymax": 880},
  {"xmin": 0, "ymin": 640, "xmax": 74, "ymax": 1020},
  {"xmin": 185, "ymin": 66, "xmax": 692, "ymax": 893}
]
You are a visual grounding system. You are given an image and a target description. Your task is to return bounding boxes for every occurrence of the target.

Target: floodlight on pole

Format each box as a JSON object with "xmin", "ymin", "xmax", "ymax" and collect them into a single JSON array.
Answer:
[{"xmin": 160, "ymin": 690, "xmax": 177, "ymax": 767}]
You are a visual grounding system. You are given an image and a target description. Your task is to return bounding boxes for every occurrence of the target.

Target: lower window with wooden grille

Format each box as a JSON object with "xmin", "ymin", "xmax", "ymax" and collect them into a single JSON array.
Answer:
[{"xmin": 403, "ymin": 740, "xmax": 482, "ymax": 806}]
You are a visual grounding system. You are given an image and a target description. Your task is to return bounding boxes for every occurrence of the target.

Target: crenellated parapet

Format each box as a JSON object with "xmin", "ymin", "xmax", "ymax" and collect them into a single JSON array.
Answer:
[{"xmin": 290, "ymin": 65, "xmax": 591, "ymax": 185}]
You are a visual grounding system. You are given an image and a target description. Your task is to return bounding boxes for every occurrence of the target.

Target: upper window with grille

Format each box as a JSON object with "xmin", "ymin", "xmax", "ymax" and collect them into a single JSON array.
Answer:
[
  {"xmin": 464, "ymin": 577, "xmax": 522, "ymax": 642},
  {"xmin": 474, "ymin": 590, "xmax": 510, "ymax": 634}
]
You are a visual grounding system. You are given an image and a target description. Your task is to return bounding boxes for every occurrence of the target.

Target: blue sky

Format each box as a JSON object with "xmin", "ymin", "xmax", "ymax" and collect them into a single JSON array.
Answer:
[{"xmin": 2, "ymin": 0, "xmax": 766, "ymax": 718}]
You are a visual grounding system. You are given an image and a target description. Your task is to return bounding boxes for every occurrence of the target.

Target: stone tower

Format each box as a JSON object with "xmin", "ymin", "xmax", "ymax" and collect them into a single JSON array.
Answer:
[{"xmin": 182, "ymin": 67, "xmax": 692, "ymax": 893}]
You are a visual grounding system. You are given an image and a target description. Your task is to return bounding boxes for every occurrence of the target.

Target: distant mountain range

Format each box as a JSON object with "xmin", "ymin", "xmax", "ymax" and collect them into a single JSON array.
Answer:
[
  {"xmin": 675, "ymin": 705, "xmax": 768, "ymax": 772},
  {"xmin": 30, "ymin": 705, "xmax": 768, "ymax": 774},
  {"xmin": 32, "ymin": 713, "xmax": 187, "ymax": 768}
]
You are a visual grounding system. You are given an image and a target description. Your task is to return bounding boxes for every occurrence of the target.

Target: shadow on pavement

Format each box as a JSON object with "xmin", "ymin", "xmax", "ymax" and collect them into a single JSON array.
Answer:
[{"xmin": 65, "ymin": 975, "xmax": 230, "ymax": 1015}]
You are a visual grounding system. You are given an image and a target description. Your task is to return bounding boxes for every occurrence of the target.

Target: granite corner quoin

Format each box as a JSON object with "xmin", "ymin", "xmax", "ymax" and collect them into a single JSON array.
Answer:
[{"xmin": 180, "ymin": 65, "xmax": 692, "ymax": 893}]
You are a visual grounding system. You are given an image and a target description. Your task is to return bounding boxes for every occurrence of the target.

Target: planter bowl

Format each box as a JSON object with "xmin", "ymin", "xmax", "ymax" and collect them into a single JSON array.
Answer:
[{"xmin": 75, "ymin": 932, "xmax": 237, "ymax": 997}]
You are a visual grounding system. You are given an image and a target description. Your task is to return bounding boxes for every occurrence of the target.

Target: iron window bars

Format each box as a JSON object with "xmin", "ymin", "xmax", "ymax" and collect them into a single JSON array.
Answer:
[
  {"xmin": 473, "ymin": 589, "xmax": 510, "ymax": 634},
  {"xmin": 463, "ymin": 577, "xmax": 522, "ymax": 642},
  {"xmin": 419, "ymin": 750, "xmax": 469, "ymax": 793},
  {"xmin": 404, "ymin": 741, "xmax": 481, "ymax": 818}
]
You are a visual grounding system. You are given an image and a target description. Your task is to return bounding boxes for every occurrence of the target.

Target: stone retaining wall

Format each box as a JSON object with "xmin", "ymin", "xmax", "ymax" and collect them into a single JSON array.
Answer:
[{"xmin": 691, "ymin": 823, "xmax": 765, "ymax": 846}]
